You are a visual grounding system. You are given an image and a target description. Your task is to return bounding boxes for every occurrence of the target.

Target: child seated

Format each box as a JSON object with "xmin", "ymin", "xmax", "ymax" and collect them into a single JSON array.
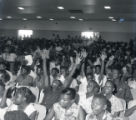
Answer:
[
  {"xmin": 102, "ymin": 80, "xmax": 124, "ymax": 117},
  {"xmin": 7, "ymin": 87, "xmax": 37, "ymax": 120},
  {"xmin": 86, "ymin": 94, "xmax": 113, "ymax": 120},
  {"xmin": 45, "ymin": 88, "xmax": 85, "ymax": 120},
  {"xmin": 4, "ymin": 110, "xmax": 30, "ymax": 120}
]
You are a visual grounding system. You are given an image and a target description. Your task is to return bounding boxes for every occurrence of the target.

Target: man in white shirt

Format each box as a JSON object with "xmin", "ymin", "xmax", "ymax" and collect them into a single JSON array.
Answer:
[
  {"xmin": 79, "ymin": 80, "xmax": 100, "ymax": 114},
  {"xmin": 102, "ymin": 80, "xmax": 124, "ymax": 117}
]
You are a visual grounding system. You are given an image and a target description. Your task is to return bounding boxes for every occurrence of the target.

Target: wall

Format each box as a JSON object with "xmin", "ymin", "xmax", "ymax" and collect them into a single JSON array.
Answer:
[{"xmin": 0, "ymin": 20, "xmax": 136, "ymax": 42}]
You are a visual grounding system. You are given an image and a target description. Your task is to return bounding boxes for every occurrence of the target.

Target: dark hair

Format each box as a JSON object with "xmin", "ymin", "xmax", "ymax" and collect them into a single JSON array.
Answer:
[
  {"xmin": 21, "ymin": 65, "xmax": 31, "ymax": 74},
  {"xmin": 60, "ymin": 66, "xmax": 67, "ymax": 71},
  {"xmin": 93, "ymin": 94, "xmax": 108, "ymax": 105},
  {"xmin": 16, "ymin": 87, "xmax": 36, "ymax": 103},
  {"xmin": 52, "ymin": 68, "xmax": 59, "ymax": 73},
  {"xmin": 4, "ymin": 110, "xmax": 30, "ymax": 120},
  {"xmin": 95, "ymin": 65, "xmax": 101, "ymax": 69},
  {"xmin": 105, "ymin": 80, "xmax": 115, "ymax": 89},
  {"xmin": 0, "ymin": 70, "xmax": 10, "ymax": 83},
  {"xmin": 61, "ymin": 88, "xmax": 76, "ymax": 100}
]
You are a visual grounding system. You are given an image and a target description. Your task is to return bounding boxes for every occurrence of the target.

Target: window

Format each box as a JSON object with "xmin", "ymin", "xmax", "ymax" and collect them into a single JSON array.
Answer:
[
  {"xmin": 81, "ymin": 31, "xmax": 99, "ymax": 39},
  {"xmin": 18, "ymin": 30, "xmax": 33, "ymax": 40}
]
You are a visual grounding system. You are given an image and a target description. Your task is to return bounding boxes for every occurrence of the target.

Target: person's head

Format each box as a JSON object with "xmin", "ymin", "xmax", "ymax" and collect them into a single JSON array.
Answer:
[
  {"xmin": 14, "ymin": 87, "xmax": 36, "ymax": 105},
  {"xmin": 112, "ymin": 68, "xmax": 121, "ymax": 80},
  {"xmin": 106, "ymin": 67, "xmax": 112, "ymax": 79},
  {"xmin": 0, "ymin": 62, "xmax": 6, "ymax": 71},
  {"xmin": 86, "ymin": 73, "xmax": 94, "ymax": 82},
  {"xmin": 51, "ymin": 68, "xmax": 59, "ymax": 77},
  {"xmin": 60, "ymin": 66, "xmax": 67, "ymax": 76},
  {"xmin": 4, "ymin": 110, "xmax": 30, "ymax": 120},
  {"xmin": 86, "ymin": 65, "xmax": 93, "ymax": 74},
  {"xmin": 0, "ymin": 70, "xmax": 10, "ymax": 83},
  {"xmin": 52, "ymin": 80, "xmax": 62, "ymax": 89},
  {"xmin": 95, "ymin": 65, "xmax": 101, "ymax": 74},
  {"xmin": 36, "ymin": 65, "xmax": 42, "ymax": 75},
  {"xmin": 21, "ymin": 66, "xmax": 31, "ymax": 75},
  {"xmin": 91, "ymin": 94, "xmax": 108, "ymax": 115},
  {"xmin": 59, "ymin": 88, "xmax": 76, "ymax": 108},
  {"xmin": 4, "ymin": 47, "xmax": 10, "ymax": 53},
  {"xmin": 0, "ymin": 81, "xmax": 5, "ymax": 97},
  {"xmin": 102, "ymin": 80, "xmax": 115, "ymax": 96},
  {"xmin": 87, "ymin": 80, "xmax": 100, "ymax": 94}
]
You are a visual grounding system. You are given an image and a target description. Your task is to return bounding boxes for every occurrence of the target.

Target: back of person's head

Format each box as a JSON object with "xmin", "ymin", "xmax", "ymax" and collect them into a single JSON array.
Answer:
[
  {"xmin": 16, "ymin": 87, "xmax": 36, "ymax": 103},
  {"xmin": 0, "ymin": 70, "xmax": 10, "ymax": 83},
  {"xmin": 61, "ymin": 88, "xmax": 76, "ymax": 100},
  {"xmin": 4, "ymin": 110, "xmax": 30, "ymax": 120}
]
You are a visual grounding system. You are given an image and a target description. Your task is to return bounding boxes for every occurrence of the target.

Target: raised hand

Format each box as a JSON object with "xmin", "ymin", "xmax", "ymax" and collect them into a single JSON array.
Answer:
[
  {"xmin": 100, "ymin": 52, "xmax": 107, "ymax": 61},
  {"xmin": 41, "ymin": 49, "xmax": 49, "ymax": 59},
  {"xmin": 81, "ymin": 49, "xmax": 88, "ymax": 59},
  {"xmin": 109, "ymin": 55, "xmax": 114, "ymax": 61},
  {"xmin": 75, "ymin": 51, "xmax": 84, "ymax": 65},
  {"xmin": 5, "ymin": 81, "xmax": 16, "ymax": 90}
]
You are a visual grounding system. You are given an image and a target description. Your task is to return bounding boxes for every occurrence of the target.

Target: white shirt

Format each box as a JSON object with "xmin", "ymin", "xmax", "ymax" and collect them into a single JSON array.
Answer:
[
  {"xmin": 79, "ymin": 94, "xmax": 93, "ymax": 114},
  {"xmin": 109, "ymin": 95, "xmax": 124, "ymax": 115},
  {"xmin": 53, "ymin": 102, "xmax": 80, "ymax": 120},
  {"xmin": 78, "ymin": 76, "xmax": 88, "ymax": 95},
  {"xmin": 86, "ymin": 111, "xmax": 113, "ymax": 120},
  {"xmin": 128, "ymin": 99, "xmax": 136, "ymax": 120},
  {"xmin": 94, "ymin": 74, "xmax": 107, "ymax": 87},
  {"xmin": 0, "ymin": 98, "xmax": 12, "ymax": 107}
]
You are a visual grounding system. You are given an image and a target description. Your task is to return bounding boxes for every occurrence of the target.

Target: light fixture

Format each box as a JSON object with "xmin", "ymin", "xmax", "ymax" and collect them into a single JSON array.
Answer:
[
  {"xmin": 79, "ymin": 18, "xmax": 83, "ymax": 21},
  {"xmin": 119, "ymin": 18, "xmax": 125, "ymax": 22},
  {"xmin": 49, "ymin": 18, "xmax": 54, "ymax": 21},
  {"xmin": 57, "ymin": 6, "xmax": 64, "ymax": 10},
  {"xmin": 36, "ymin": 16, "xmax": 42, "ymax": 19},
  {"xmin": 70, "ymin": 16, "xmax": 76, "ymax": 19},
  {"xmin": 23, "ymin": 18, "xmax": 27, "ymax": 21},
  {"xmin": 18, "ymin": 7, "xmax": 24, "ymax": 10},
  {"xmin": 6, "ymin": 16, "xmax": 12, "ymax": 19},
  {"xmin": 112, "ymin": 19, "xmax": 117, "ymax": 22},
  {"xmin": 0, "ymin": 18, "xmax": 3, "ymax": 20},
  {"xmin": 108, "ymin": 16, "xmax": 114, "ymax": 19},
  {"xmin": 104, "ymin": 6, "xmax": 111, "ymax": 10}
]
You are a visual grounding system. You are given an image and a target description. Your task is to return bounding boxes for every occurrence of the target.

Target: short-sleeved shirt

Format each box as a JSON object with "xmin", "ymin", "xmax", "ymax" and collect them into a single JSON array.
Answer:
[
  {"xmin": 109, "ymin": 95, "xmax": 124, "ymax": 115},
  {"xmin": 53, "ymin": 102, "xmax": 80, "ymax": 120},
  {"xmin": 86, "ymin": 111, "xmax": 113, "ymax": 120},
  {"xmin": 79, "ymin": 94, "xmax": 93, "ymax": 114},
  {"xmin": 128, "ymin": 99, "xmax": 136, "ymax": 120}
]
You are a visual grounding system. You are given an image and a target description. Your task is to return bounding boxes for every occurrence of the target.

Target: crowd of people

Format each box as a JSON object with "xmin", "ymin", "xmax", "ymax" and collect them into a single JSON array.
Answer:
[{"xmin": 0, "ymin": 36, "xmax": 136, "ymax": 120}]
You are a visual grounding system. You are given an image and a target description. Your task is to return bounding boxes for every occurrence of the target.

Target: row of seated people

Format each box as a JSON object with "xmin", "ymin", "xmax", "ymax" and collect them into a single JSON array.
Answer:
[{"xmin": 0, "ymin": 37, "xmax": 135, "ymax": 120}]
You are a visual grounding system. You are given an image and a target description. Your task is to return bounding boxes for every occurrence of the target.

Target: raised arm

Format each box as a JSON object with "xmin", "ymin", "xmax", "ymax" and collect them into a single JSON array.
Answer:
[
  {"xmin": 0, "ymin": 82, "xmax": 15, "ymax": 108},
  {"xmin": 41, "ymin": 49, "xmax": 50, "ymax": 87},
  {"xmin": 99, "ymin": 52, "xmax": 107, "ymax": 82},
  {"xmin": 45, "ymin": 107, "xmax": 55, "ymax": 120},
  {"xmin": 63, "ymin": 51, "xmax": 85, "ymax": 88},
  {"xmin": 125, "ymin": 105, "xmax": 136, "ymax": 117}
]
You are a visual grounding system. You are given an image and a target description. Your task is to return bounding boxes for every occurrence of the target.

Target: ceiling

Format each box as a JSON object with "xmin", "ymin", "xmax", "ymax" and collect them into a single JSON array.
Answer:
[{"xmin": 0, "ymin": 0, "xmax": 135, "ymax": 22}]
